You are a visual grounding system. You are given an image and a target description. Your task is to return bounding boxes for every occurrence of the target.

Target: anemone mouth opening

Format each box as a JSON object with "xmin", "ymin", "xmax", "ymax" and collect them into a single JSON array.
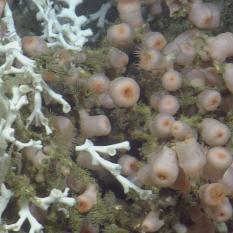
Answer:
[
  {"xmin": 122, "ymin": 86, "xmax": 134, "ymax": 99},
  {"xmin": 169, "ymin": 75, "xmax": 175, "ymax": 82},
  {"xmin": 209, "ymin": 186, "xmax": 225, "ymax": 204},
  {"xmin": 219, "ymin": 212, "xmax": 224, "ymax": 217},
  {"xmin": 157, "ymin": 172, "xmax": 167, "ymax": 181},
  {"xmin": 204, "ymin": 15, "xmax": 213, "ymax": 26},
  {"xmin": 216, "ymin": 152, "xmax": 226, "ymax": 159},
  {"xmin": 162, "ymin": 119, "xmax": 171, "ymax": 127},
  {"xmin": 154, "ymin": 39, "xmax": 162, "ymax": 49},
  {"xmin": 129, "ymin": 161, "xmax": 138, "ymax": 171},
  {"xmin": 209, "ymin": 98, "xmax": 219, "ymax": 106},
  {"xmin": 91, "ymin": 81, "xmax": 102, "ymax": 93},
  {"xmin": 216, "ymin": 130, "xmax": 224, "ymax": 139}
]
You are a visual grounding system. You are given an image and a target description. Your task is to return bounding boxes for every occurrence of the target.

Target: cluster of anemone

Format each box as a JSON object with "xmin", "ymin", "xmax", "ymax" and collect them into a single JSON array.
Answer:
[{"xmin": 73, "ymin": 0, "xmax": 233, "ymax": 232}]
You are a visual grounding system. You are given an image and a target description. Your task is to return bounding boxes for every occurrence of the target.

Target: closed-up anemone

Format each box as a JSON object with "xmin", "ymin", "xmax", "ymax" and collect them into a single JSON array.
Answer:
[
  {"xmin": 149, "ymin": 113, "xmax": 175, "ymax": 138},
  {"xmin": 118, "ymin": 154, "xmax": 138, "ymax": 176},
  {"xmin": 76, "ymin": 184, "xmax": 97, "ymax": 214},
  {"xmin": 207, "ymin": 33, "xmax": 233, "ymax": 63},
  {"xmin": 134, "ymin": 165, "xmax": 153, "ymax": 186},
  {"xmin": 142, "ymin": 32, "xmax": 167, "ymax": 50},
  {"xmin": 79, "ymin": 109, "xmax": 111, "ymax": 138},
  {"xmin": 149, "ymin": 113, "xmax": 175, "ymax": 139},
  {"xmin": 162, "ymin": 70, "xmax": 182, "ymax": 92},
  {"xmin": 176, "ymin": 43, "xmax": 196, "ymax": 66},
  {"xmin": 186, "ymin": 69, "xmax": 206, "ymax": 88},
  {"xmin": 107, "ymin": 23, "xmax": 134, "ymax": 47},
  {"xmin": 87, "ymin": 73, "xmax": 110, "ymax": 94},
  {"xmin": 149, "ymin": 92, "xmax": 163, "ymax": 110},
  {"xmin": 21, "ymin": 36, "xmax": 48, "ymax": 57},
  {"xmin": 197, "ymin": 90, "xmax": 221, "ymax": 112},
  {"xmin": 150, "ymin": 146, "xmax": 179, "ymax": 188},
  {"xmin": 109, "ymin": 77, "xmax": 140, "ymax": 107},
  {"xmin": 188, "ymin": 1, "xmax": 220, "ymax": 29},
  {"xmin": 204, "ymin": 147, "xmax": 232, "ymax": 181},
  {"xmin": 171, "ymin": 120, "xmax": 194, "ymax": 140},
  {"xmin": 175, "ymin": 137, "xmax": 206, "ymax": 177},
  {"xmin": 22, "ymin": 147, "xmax": 47, "ymax": 169},
  {"xmin": 205, "ymin": 198, "xmax": 233, "ymax": 222},
  {"xmin": 108, "ymin": 47, "xmax": 129, "ymax": 71},
  {"xmin": 158, "ymin": 94, "xmax": 180, "ymax": 115},
  {"xmin": 199, "ymin": 183, "xmax": 226, "ymax": 207},
  {"xmin": 200, "ymin": 118, "xmax": 231, "ymax": 146},
  {"xmin": 212, "ymin": 198, "xmax": 233, "ymax": 221},
  {"xmin": 98, "ymin": 93, "xmax": 116, "ymax": 109},
  {"xmin": 52, "ymin": 116, "xmax": 76, "ymax": 153},
  {"xmin": 137, "ymin": 48, "xmax": 165, "ymax": 71},
  {"xmin": 117, "ymin": 0, "xmax": 143, "ymax": 29}
]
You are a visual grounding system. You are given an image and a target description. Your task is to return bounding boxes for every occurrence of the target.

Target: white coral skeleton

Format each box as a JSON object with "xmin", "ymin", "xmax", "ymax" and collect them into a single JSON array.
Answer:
[
  {"xmin": 0, "ymin": 184, "xmax": 75, "ymax": 233},
  {"xmin": 31, "ymin": 0, "xmax": 93, "ymax": 50},
  {"xmin": 76, "ymin": 139, "xmax": 154, "ymax": 200},
  {"xmin": 0, "ymin": 2, "xmax": 71, "ymax": 142}
]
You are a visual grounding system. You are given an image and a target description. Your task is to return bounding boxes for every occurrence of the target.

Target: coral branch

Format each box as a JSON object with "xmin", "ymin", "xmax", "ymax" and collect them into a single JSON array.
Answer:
[
  {"xmin": 0, "ymin": 186, "xmax": 75, "ymax": 232},
  {"xmin": 0, "ymin": 2, "xmax": 70, "ymax": 137},
  {"xmin": 4, "ymin": 203, "xmax": 43, "ymax": 233},
  {"xmin": 76, "ymin": 139, "xmax": 153, "ymax": 200},
  {"xmin": 32, "ymin": 0, "xmax": 93, "ymax": 51},
  {"xmin": 34, "ymin": 188, "xmax": 76, "ymax": 211}
]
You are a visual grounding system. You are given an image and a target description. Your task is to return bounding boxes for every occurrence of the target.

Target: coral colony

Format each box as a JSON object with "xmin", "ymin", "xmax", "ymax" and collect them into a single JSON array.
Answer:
[{"xmin": 1, "ymin": 0, "xmax": 233, "ymax": 232}]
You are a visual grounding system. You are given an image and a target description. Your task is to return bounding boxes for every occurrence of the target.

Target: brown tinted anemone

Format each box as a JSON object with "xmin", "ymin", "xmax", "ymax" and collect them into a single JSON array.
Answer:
[
  {"xmin": 107, "ymin": 23, "xmax": 134, "ymax": 47},
  {"xmin": 79, "ymin": 110, "xmax": 111, "ymax": 138},
  {"xmin": 199, "ymin": 183, "xmax": 226, "ymax": 207},
  {"xmin": 21, "ymin": 36, "xmax": 48, "ymax": 57},
  {"xmin": 76, "ymin": 184, "xmax": 97, "ymax": 214},
  {"xmin": 137, "ymin": 48, "xmax": 165, "ymax": 71},
  {"xmin": 52, "ymin": 116, "xmax": 76, "ymax": 154},
  {"xmin": 109, "ymin": 77, "xmax": 140, "ymax": 107},
  {"xmin": 117, "ymin": 0, "xmax": 143, "ymax": 29}
]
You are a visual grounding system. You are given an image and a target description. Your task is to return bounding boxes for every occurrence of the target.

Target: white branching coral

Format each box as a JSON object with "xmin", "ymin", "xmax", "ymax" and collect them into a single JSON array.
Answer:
[
  {"xmin": 0, "ymin": 184, "xmax": 75, "ymax": 233},
  {"xmin": 75, "ymin": 139, "xmax": 154, "ymax": 200},
  {"xmin": 4, "ymin": 203, "xmax": 44, "ymax": 233},
  {"xmin": 34, "ymin": 187, "xmax": 76, "ymax": 211},
  {"xmin": 0, "ymin": 184, "xmax": 13, "ymax": 223},
  {"xmin": 32, "ymin": 0, "xmax": 93, "ymax": 51},
  {"xmin": 0, "ymin": 2, "xmax": 71, "ymax": 138},
  {"xmin": 87, "ymin": 2, "xmax": 112, "ymax": 29},
  {"xmin": 0, "ymin": 85, "xmax": 42, "ymax": 151},
  {"xmin": 86, "ymin": 2, "xmax": 112, "ymax": 42}
]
